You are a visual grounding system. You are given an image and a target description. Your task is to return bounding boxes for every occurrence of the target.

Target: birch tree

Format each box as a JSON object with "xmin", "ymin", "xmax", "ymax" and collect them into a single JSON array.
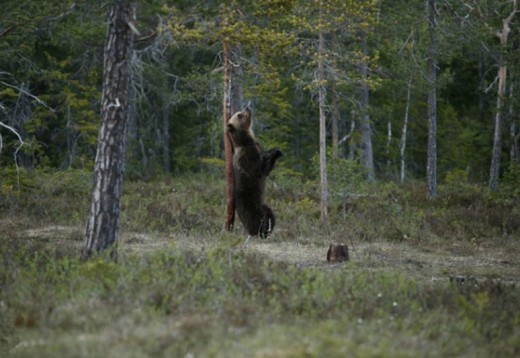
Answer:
[
  {"xmin": 359, "ymin": 29, "xmax": 375, "ymax": 182},
  {"xmin": 317, "ymin": 5, "xmax": 329, "ymax": 223},
  {"xmin": 489, "ymin": 0, "xmax": 518, "ymax": 190},
  {"xmin": 400, "ymin": 76, "xmax": 413, "ymax": 183}
]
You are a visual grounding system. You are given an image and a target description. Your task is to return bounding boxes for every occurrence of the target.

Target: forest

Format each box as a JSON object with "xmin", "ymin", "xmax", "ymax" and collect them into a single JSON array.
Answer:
[
  {"xmin": 1, "ymin": 0, "xmax": 519, "ymax": 188},
  {"xmin": 1, "ymin": 0, "xmax": 520, "ymax": 356}
]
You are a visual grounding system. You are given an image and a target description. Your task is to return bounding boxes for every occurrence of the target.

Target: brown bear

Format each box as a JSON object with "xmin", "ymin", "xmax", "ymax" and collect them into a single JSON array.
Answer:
[{"xmin": 226, "ymin": 106, "xmax": 282, "ymax": 237}]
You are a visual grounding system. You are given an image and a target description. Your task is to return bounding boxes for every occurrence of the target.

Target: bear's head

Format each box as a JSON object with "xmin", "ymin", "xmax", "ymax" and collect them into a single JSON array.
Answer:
[{"xmin": 227, "ymin": 106, "xmax": 256, "ymax": 146}]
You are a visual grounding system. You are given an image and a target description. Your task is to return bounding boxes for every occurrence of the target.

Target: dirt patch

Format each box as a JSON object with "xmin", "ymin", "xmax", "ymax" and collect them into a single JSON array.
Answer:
[{"xmin": 23, "ymin": 226, "xmax": 520, "ymax": 284}]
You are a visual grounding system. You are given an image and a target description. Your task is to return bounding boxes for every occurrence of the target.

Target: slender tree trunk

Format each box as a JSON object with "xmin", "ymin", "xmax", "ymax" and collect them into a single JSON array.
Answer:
[
  {"xmin": 223, "ymin": 43, "xmax": 244, "ymax": 232},
  {"xmin": 223, "ymin": 42, "xmax": 235, "ymax": 232},
  {"xmin": 331, "ymin": 31, "xmax": 340, "ymax": 159},
  {"xmin": 82, "ymin": 0, "xmax": 135, "ymax": 261},
  {"xmin": 489, "ymin": 9, "xmax": 516, "ymax": 190},
  {"xmin": 161, "ymin": 102, "xmax": 170, "ymax": 173},
  {"xmin": 386, "ymin": 120, "xmax": 392, "ymax": 168},
  {"xmin": 359, "ymin": 30, "xmax": 375, "ymax": 182},
  {"xmin": 331, "ymin": 87, "xmax": 340, "ymax": 159},
  {"xmin": 426, "ymin": 0, "xmax": 437, "ymax": 199},
  {"xmin": 489, "ymin": 61, "xmax": 507, "ymax": 190},
  {"xmin": 347, "ymin": 114, "xmax": 356, "ymax": 161},
  {"xmin": 400, "ymin": 76, "xmax": 412, "ymax": 184},
  {"xmin": 511, "ymin": 82, "xmax": 519, "ymax": 163},
  {"xmin": 230, "ymin": 45, "xmax": 244, "ymax": 115},
  {"xmin": 489, "ymin": 3, "xmax": 516, "ymax": 190},
  {"xmin": 478, "ymin": 47, "xmax": 487, "ymax": 118},
  {"xmin": 64, "ymin": 103, "xmax": 76, "ymax": 169},
  {"xmin": 318, "ymin": 23, "xmax": 329, "ymax": 225}
]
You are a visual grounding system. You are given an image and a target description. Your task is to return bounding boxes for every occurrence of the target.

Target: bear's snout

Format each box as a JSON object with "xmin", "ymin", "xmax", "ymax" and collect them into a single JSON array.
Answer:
[{"xmin": 227, "ymin": 123, "xmax": 235, "ymax": 133}]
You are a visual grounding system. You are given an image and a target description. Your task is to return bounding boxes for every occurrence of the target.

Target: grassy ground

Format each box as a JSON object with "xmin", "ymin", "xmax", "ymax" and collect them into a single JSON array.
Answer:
[{"xmin": 1, "ymin": 170, "xmax": 520, "ymax": 357}]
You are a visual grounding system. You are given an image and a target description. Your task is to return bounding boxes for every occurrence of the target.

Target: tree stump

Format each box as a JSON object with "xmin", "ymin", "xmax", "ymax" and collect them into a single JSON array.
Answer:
[{"xmin": 327, "ymin": 244, "xmax": 349, "ymax": 263}]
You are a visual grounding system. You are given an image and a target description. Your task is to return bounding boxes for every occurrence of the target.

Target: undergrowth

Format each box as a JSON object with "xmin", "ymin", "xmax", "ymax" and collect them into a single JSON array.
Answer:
[
  {"xmin": 1, "ymin": 168, "xmax": 519, "ymax": 356},
  {"xmin": 1, "ymin": 236, "xmax": 519, "ymax": 357},
  {"xmin": 1, "ymin": 167, "xmax": 518, "ymax": 242}
]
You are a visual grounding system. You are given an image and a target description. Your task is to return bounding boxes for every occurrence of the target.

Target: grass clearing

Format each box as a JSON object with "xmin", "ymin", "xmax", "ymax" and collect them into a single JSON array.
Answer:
[{"xmin": 1, "ymin": 170, "xmax": 520, "ymax": 357}]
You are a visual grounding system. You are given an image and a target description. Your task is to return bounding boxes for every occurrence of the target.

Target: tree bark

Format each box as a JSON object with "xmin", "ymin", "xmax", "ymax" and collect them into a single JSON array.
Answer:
[
  {"xmin": 509, "ymin": 82, "xmax": 518, "ymax": 162},
  {"xmin": 331, "ymin": 31, "xmax": 340, "ymax": 159},
  {"xmin": 230, "ymin": 45, "xmax": 244, "ymax": 115},
  {"xmin": 400, "ymin": 76, "xmax": 412, "ymax": 183},
  {"xmin": 386, "ymin": 120, "xmax": 392, "ymax": 168},
  {"xmin": 318, "ymin": 22, "xmax": 329, "ymax": 225},
  {"xmin": 82, "ymin": 0, "xmax": 135, "ymax": 261},
  {"xmin": 359, "ymin": 30, "xmax": 375, "ymax": 182},
  {"xmin": 426, "ymin": 0, "xmax": 437, "ymax": 199},
  {"xmin": 489, "ymin": 2, "xmax": 517, "ymax": 190},
  {"xmin": 223, "ymin": 42, "xmax": 235, "ymax": 232},
  {"xmin": 489, "ymin": 61, "xmax": 507, "ymax": 190},
  {"xmin": 161, "ymin": 101, "xmax": 171, "ymax": 173},
  {"xmin": 331, "ymin": 87, "xmax": 340, "ymax": 159}
]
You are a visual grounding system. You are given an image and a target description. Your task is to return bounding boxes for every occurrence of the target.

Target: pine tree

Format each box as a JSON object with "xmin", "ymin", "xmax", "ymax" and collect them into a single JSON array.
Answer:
[{"xmin": 82, "ymin": 0, "xmax": 136, "ymax": 261}]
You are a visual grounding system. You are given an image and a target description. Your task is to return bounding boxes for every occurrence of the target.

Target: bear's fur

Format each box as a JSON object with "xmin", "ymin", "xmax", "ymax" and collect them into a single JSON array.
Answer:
[{"xmin": 226, "ymin": 106, "xmax": 282, "ymax": 237}]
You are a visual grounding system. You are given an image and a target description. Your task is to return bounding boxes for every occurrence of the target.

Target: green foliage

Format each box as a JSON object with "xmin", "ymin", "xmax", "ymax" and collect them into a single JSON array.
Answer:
[
  {"xmin": 1, "ymin": 171, "xmax": 520, "ymax": 355},
  {"xmin": 1, "ymin": 227, "xmax": 519, "ymax": 356},
  {"xmin": 1, "ymin": 0, "xmax": 517, "ymax": 186},
  {"xmin": 491, "ymin": 162, "xmax": 520, "ymax": 205},
  {"xmin": 0, "ymin": 168, "xmax": 91, "ymax": 224}
]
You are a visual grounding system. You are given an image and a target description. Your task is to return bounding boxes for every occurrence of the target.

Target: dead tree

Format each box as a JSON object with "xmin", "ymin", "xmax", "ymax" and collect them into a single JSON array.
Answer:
[{"xmin": 489, "ymin": 1, "xmax": 518, "ymax": 190}]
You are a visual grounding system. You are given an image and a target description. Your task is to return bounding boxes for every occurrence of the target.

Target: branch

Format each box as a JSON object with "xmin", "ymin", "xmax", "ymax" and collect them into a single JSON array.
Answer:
[
  {"xmin": 0, "ymin": 121, "xmax": 24, "ymax": 153},
  {"xmin": 484, "ymin": 73, "xmax": 500, "ymax": 93},
  {"xmin": 136, "ymin": 31, "xmax": 157, "ymax": 43},
  {"xmin": 496, "ymin": 0, "xmax": 518, "ymax": 41},
  {"xmin": 0, "ymin": 24, "xmax": 21, "ymax": 39},
  {"xmin": 0, "ymin": 120, "xmax": 26, "ymax": 190},
  {"xmin": 0, "ymin": 81, "xmax": 54, "ymax": 112},
  {"xmin": 504, "ymin": 0, "xmax": 518, "ymax": 25}
]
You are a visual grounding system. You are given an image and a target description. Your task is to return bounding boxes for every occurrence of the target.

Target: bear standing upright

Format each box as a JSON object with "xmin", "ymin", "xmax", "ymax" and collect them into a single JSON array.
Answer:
[{"xmin": 226, "ymin": 106, "xmax": 282, "ymax": 237}]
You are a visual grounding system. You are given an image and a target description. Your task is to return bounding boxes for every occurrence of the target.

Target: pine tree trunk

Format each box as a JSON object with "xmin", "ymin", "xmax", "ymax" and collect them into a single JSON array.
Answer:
[
  {"xmin": 426, "ymin": 0, "xmax": 437, "ymax": 199},
  {"xmin": 400, "ymin": 76, "xmax": 412, "ymax": 184},
  {"xmin": 509, "ymin": 82, "xmax": 518, "ymax": 162},
  {"xmin": 331, "ymin": 31, "xmax": 340, "ymax": 159},
  {"xmin": 359, "ymin": 30, "xmax": 375, "ymax": 182},
  {"xmin": 318, "ymin": 26, "xmax": 329, "ymax": 225},
  {"xmin": 82, "ymin": 0, "xmax": 135, "ymax": 261},
  {"xmin": 223, "ymin": 43, "xmax": 244, "ymax": 232},
  {"xmin": 386, "ymin": 121, "xmax": 392, "ymax": 169},
  {"xmin": 161, "ymin": 102, "xmax": 170, "ymax": 173},
  {"xmin": 331, "ymin": 86, "xmax": 340, "ymax": 159},
  {"xmin": 223, "ymin": 42, "xmax": 235, "ymax": 232},
  {"xmin": 230, "ymin": 45, "xmax": 244, "ymax": 115},
  {"xmin": 347, "ymin": 115, "xmax": 356, "ymax": 161}
]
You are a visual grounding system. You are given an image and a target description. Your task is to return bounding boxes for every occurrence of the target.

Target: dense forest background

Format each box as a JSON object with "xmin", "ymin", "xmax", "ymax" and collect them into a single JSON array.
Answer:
[{"xmin": 1, "ymin": 0, "xmax": 519, "ymax": 189}]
